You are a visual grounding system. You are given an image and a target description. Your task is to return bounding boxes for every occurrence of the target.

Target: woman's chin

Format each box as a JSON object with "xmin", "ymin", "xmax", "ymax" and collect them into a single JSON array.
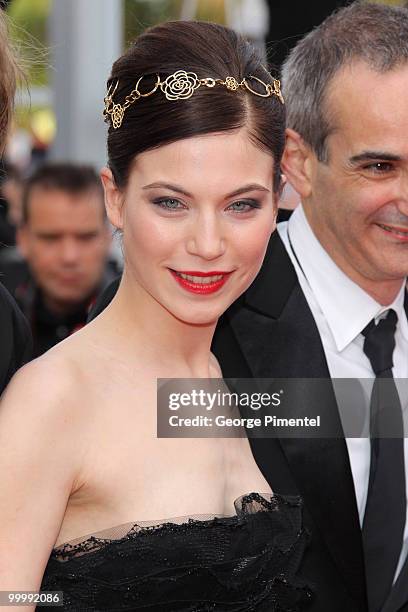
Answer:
[{"xmin": 170, "ymin": 305, "xmax": 224, "ymax": 327}]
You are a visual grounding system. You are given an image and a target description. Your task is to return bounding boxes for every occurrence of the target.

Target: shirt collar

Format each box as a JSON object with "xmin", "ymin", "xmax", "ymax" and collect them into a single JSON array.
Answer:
[{"xmin": 286, "ymin": 204, "xmax": 408, "ymax": 351}]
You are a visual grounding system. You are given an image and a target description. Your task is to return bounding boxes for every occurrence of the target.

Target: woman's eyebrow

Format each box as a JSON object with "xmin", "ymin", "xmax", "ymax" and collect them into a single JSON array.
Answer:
[
  {"xmin": 225, "ymin": 184, "xmax": 271, "ymax": 198},
  {"xmin": 142, "ymin": 182, "xmax": 192, "ymax": 197}
]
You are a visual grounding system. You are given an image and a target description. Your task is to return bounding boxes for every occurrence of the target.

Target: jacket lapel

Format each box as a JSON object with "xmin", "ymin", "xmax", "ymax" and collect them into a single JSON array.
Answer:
[{"xmin": 226, "ymin": 231, "xmax": 367, "ymax": 609}]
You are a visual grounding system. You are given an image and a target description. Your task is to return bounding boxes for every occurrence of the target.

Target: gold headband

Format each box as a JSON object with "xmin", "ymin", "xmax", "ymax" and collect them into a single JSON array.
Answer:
[{"xmin": 103, "ymin": 70, "xmax": 284, "ymax": 129}]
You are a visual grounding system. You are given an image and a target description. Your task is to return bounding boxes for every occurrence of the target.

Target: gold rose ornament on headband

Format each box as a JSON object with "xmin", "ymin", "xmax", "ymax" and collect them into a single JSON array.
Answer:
[{"xmin": 103, "ymin": 70, "xmax": 284, "ymax": 129}]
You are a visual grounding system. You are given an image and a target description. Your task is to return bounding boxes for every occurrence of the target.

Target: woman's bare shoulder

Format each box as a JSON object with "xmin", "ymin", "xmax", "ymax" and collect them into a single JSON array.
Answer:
[
  {"xmin": 0, "ymin": 319, "xmax": 120, "ymax": 419},
  {"xmin": 0, "ymin": 337, "xmax": 88, "ymax": 416}
]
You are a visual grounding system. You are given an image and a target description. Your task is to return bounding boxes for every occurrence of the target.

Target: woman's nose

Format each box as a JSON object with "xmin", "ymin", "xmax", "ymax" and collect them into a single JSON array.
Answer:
[{"xmin": 186, "ymin": 214, "xmax": 226, "ymax": 261}]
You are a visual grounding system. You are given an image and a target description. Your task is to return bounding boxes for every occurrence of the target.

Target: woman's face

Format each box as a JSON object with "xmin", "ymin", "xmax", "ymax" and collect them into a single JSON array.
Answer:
[{"xmin": 102, "ymin": 129, "xmax": 277, "ymax": 325}]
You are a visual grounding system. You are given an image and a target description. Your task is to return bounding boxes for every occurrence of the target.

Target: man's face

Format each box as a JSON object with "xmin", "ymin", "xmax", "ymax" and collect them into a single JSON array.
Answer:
[
  {"xmin": 18, "ymin": 187, "xmax": 111, "ymax": 311},
  {"xmin": 286, "ymin": 61, "xmax": 408, "ymax": 302}
]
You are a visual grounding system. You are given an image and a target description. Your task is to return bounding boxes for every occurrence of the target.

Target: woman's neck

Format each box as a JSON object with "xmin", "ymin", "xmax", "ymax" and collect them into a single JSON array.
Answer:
[{"xmin": 102, "ymin": 272, "xmax": 219, "ymax": 378}]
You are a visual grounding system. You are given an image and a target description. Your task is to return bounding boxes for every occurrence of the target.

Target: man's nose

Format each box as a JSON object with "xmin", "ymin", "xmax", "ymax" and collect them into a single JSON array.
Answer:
[
  {"xmin": 59, "ymin": 238, "xmax": 81, "ymax": 263},
  {"xmin": 186, "ymin": 213, "xmax": 226, "ymax": 261}
]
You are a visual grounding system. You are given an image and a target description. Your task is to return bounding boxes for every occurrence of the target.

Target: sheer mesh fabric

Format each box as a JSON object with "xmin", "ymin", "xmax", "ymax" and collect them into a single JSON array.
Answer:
[{"xmin": 39, "ymin": 493, "xmax": 312, "ymax": 611}]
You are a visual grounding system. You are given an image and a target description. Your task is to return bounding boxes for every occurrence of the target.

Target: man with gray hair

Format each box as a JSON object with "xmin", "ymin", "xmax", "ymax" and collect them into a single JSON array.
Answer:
[{"xmin": 213, "ymin": 2, "xmax": 408, "ymax": 611}]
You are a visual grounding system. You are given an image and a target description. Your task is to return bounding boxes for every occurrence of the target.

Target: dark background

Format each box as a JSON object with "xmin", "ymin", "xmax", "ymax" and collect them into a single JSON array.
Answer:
[{"xmin": 265, "ymin": 0, "xmax": 352, "ymax": 70}]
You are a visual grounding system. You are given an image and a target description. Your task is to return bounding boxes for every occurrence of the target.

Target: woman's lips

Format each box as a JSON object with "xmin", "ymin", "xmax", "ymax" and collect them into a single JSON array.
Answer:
[
  {"xmin": 169, "ymin": 269, "xmax": 232, "ymax": 294},
  {"xmin": 376, "ymin": 223, "xmax": 408, "ymax": 242}
]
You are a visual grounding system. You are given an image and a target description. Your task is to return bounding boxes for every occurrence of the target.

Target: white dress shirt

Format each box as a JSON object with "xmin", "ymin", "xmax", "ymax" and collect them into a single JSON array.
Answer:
[{"xmin": 278, "ymin": 204, "xmax": 408, "ymax": 580}]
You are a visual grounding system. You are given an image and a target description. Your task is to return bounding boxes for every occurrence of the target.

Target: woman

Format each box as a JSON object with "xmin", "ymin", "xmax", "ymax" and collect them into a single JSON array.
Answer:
[{"xmin": 0, "ymin": 20, "xmax": 310, "ymax": 611}]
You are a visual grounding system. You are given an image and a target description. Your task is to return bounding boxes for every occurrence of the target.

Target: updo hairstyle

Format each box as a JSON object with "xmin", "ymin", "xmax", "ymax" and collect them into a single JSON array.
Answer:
[{"xmin": 105, "ymin": 21, "xmax": 285, "ymax": 192}]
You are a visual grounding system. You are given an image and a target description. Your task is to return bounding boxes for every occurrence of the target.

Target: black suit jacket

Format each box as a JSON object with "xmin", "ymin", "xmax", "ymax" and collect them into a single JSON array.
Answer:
[
  {"xmin": 0, "ymin": 282, "xmax": 32, "ymax": 392},
  {"xmin": 212, "ymin": 231, "xmax": 408, "ymax": 612}
]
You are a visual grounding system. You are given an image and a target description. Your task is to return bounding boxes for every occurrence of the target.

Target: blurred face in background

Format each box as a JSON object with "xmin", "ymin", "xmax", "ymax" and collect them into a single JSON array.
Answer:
[
  {"xmin": 2, "ymin": 175, "xmax": 23, "ymax": 226},
  {"xmin": 17, "ymin": 187, "xmax": 111, "ymax": 313}
]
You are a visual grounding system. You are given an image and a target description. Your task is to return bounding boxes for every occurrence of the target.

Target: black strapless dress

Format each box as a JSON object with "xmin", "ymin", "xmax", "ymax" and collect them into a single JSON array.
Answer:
[{"xmin": 39, "ymin": 493, "xmax": 312, "ymax": 612}]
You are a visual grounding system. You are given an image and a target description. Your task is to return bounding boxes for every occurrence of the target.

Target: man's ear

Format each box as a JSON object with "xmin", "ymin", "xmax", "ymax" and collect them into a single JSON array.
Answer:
[
  {"xmin": 278, "ymin": 174, "xmax": 286, "ymax": 200},
  {"xmin": 100, "ymin": 167, "xmax": 124, "ymax": 230},
  {"xmin": 281, "ymin": 128, "xmax": 314, "ymax": 199}
]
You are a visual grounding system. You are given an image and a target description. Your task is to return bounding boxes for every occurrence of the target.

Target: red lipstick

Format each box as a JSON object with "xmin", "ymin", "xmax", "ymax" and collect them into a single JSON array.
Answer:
[{"xmin": 169, "ymin": 269, "xmax": 232, "ymax": 295}]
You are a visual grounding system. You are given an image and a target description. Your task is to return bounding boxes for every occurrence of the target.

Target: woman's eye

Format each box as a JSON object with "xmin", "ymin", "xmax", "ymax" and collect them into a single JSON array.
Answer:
[
  {"xmin": 227, "ymin": 200, "xmax": 261, "ymax": 213},
  {"xmin": 153, "ymin": 198, "xmax": 185, "ymax": 210}
]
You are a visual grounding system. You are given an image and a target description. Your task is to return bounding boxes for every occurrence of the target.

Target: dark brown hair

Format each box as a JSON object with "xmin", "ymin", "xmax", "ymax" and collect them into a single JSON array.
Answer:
[
  {"xmin": 22, "ymin": 162, "xmax": 104, "ymax": 224},
  {"xmin": 106, "ymin": 21, "xmax": 285, "ymax": 191}
]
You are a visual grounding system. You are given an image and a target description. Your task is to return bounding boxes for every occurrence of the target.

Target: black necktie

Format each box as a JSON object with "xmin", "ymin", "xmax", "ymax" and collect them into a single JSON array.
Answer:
[{"xmin": 361, "ymin": 309, "xmax": 406, "ymax": 612}]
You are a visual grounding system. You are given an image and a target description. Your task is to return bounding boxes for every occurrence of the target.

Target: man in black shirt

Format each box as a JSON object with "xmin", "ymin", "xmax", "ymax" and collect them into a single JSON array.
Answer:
[{"xmin": 15, "ymin": 163, "xmax": 113, "ymax": 357}]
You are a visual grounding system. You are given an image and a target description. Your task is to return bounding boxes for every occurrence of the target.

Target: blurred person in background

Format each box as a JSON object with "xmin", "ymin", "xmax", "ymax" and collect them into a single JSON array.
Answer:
[
  {"xmin": 0, "ymin": 7, "xmax": 31, "ymax": 392},
  {"xmin": 1, "ymin": 160, "xmax": 23, "ymax": 228},
  {"xmin": 0, "ymin": 162, "xmax": 31, "ymax": 294},
  {"xmin": 0, "ymin": 160, "xmax": 22, "ymax": 249},
  {"xmin": 15, "ymin": 162, "xmax": 113, "ymax": 357}
]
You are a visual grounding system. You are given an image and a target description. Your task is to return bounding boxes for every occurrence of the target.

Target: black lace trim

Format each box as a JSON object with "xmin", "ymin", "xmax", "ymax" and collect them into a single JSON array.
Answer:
[{"xmin": 39, "ymin": 493, "xmax": 312, "ymax": 612}]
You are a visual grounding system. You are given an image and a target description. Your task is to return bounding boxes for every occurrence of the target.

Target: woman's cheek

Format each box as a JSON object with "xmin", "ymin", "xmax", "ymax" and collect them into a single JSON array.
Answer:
[{"xmin": 246, "ymin": 218, "xmax": 274, "ymax": 260}]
